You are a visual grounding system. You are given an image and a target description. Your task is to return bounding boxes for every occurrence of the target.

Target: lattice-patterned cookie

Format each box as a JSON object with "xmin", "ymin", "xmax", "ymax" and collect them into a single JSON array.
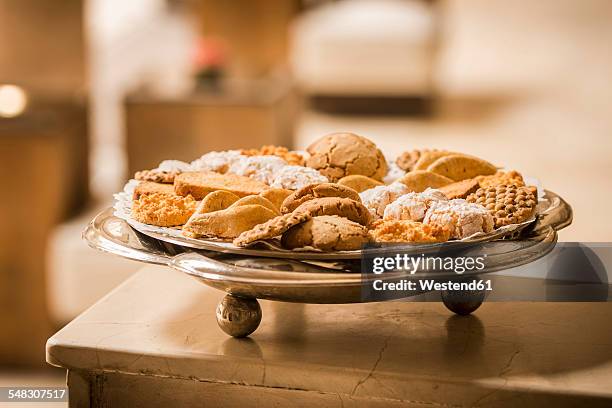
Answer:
[{"xmin": 466, "ymin": 184, "xmax": 537, "ymax": 228}]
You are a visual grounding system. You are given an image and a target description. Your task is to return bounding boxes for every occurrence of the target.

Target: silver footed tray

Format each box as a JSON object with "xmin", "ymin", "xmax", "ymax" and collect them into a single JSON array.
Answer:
[
  {"xmin": 84, "ymin": 189, "xmax": 572, "ymax": 337},
  {"xmin": 113, "ymin": 188, "xmax": 565, "ymax": 260}
]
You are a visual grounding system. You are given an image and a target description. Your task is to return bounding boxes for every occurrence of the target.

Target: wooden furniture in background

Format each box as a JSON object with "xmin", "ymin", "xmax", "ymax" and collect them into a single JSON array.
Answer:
[
  {"xmin": 0, "ymin": 100, "xmax": 88, "ymax": 366},
  {"xmin": 0, "ymin": 0, "xmax": 85, "ymax": 93},
  {"xmin": 125, "ymin": 78, "xmax": 298, "ymax": 176}
]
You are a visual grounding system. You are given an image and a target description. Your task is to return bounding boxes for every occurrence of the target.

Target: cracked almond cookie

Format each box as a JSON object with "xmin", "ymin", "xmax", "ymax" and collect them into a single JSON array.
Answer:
[
  {"xmin": 466, "ymin": 184, "xmax": 537, "ymax": 228},
  {"xmin": 306, "ymin": 133, "xmax": 387, "ymax": 182},
  {"xmin": 359, "ymin": 182, "xmax": 410, "ymax": 220},
  {"xmin": 424, "ymin": 199, "xmax": 494, "ymax": 239},
  {"xmin": 383, "ymin": 188, "xmax": 448, "ymax": 222},
  {"xmin": 190, "ymin": 150, "xmax": 245, "ymax": 174},
  {"xmin": 281, "ymin": 183, "xmax": 361, "ymax": 213},
  {"xmin": 241, "ymin": 145, "xmax": 306, "ymax": 166},
  {"xmin": 132, "ymin": 192, "xmax": 197, "ymax": 227},
  {"xmin": 228, "ymin": 155, "xmax": 288, "ymax": 185},
  {"xmin": 270, "ymin": 165, "xmax": 329, "ymax": 190},
  {"xmin": 281, "ymin": 215, "xmax": 370, "ymax": 251}
]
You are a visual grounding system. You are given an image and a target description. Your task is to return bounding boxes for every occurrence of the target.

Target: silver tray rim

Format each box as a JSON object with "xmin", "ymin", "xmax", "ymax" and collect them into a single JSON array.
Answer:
[
  {"xmin": 83, "ymin": 189, "xmax": 572, "ymax": 303},
  {"xmin": 119, "ymin": 191, "xmax": 563, "ymax": 260}
]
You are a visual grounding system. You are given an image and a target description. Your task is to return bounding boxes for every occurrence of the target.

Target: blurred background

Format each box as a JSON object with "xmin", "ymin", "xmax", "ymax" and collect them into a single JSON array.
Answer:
[{"xmin": 1, "ymin": 0, "xmax": 611, "ymax": 390}]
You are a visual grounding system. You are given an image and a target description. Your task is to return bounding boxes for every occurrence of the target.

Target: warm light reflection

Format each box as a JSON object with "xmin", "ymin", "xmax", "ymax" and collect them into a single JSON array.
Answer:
[{"xmin": 0, "ymin": 84, "xmax": 28, "ymax": 118}]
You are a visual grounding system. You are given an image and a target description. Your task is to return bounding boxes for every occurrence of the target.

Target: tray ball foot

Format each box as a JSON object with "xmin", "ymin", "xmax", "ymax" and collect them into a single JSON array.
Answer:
[
  {"xmin": 216, "ymin": 294, "xmax": 262, "ymax": 337},
  {"xmin": 441, "ymin": 289, "xmax": 486, "ymax": 316}
]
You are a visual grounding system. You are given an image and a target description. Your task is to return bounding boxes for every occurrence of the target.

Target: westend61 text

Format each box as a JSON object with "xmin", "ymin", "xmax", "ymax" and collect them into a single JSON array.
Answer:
[{"xmin": 372, "ymin": 279, "xmax": 493, "ymax": 292}]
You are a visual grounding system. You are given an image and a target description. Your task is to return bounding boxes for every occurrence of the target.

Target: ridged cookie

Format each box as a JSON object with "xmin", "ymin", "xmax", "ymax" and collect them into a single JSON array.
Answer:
[
  {"xmin": 281, "ymin": 183, "xmax": 361, "ymax": 213},
  {"xmin": 233, "ymin": 211, "xmax": 312, "ymax": 247},
  {"xmin": 281, "ymin": 215, "xmax": 370, "ymax": 251}
]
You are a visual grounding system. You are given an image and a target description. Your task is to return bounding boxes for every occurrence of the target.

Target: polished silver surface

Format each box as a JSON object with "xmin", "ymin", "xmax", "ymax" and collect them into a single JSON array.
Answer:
[
  {"xmin": 83, "ymin": 190, "xmax": 572, "ymax": 305},
  {"xmin": 215, "ymin": 294, "xmax": 262, "ymax": 337},
  {"xmin": 114, "ymin": 190, "xmax": 570, "ymax": 260},
  {"xmin": 122, "ymin": 192, "xmax": 567, "ymax": 260}
]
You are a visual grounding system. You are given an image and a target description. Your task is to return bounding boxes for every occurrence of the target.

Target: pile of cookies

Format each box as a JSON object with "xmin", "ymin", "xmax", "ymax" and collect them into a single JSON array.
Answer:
[{"xmin": 126, "ymin": 132, "xmax": 538, "ymax": 251}]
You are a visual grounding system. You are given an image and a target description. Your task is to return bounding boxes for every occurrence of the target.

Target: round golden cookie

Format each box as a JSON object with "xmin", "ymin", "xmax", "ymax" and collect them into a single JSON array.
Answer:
[
  {"xmin": 305, "ymin": 133, "xmax": 387, "ymax": 182},
  {"xmin": 293, "ymin": 197, "xmax": 371, "ymax": 226},
  {"xmin": 281, "ymin": 215, "xmax": 370, "ymax": 251},
  {"xmin": 466, "ymin": 184, "xmax": 537, "ymax": 228},
  {"xmin": 281, "ymin": 183, "xmax": 361, "ymax": 213}
]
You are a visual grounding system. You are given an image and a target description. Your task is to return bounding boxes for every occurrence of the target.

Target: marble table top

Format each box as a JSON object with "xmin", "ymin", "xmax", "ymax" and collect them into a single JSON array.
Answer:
[{"xmin": 47, "ymin": 266, "xmax": 612, "ymax": 406}]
